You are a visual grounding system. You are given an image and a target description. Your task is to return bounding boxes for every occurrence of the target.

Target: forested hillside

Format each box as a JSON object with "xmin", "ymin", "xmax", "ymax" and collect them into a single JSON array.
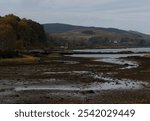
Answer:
[
  {"xmin": 44, "ymin": 23, "xmax": 150, "ymax": 49},
  {"xmin": 0, "ymin": 14, "xmax": 47, "ymax": 51}
]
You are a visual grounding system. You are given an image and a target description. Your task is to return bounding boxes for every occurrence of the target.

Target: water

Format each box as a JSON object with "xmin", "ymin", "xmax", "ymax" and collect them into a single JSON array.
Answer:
[
  {"xmin": 70, "ymin": 48, "xmax": 147, "ymax": 68},
  {"xmin": 15, "ymin": 79, "xmax": 148, "ymax": 91},
  {"xmin": 69, "ymin": 53, "xmax": 144, "ymax": 68},
  {"xmin": 43, "ymin": 71, "xmax": 88, "ymax": 75},
  {"xmin": 14, "ymin": 72, "xmax": 149, "ymax": 92},
  {"xmin": 70, "ymin": 54, "xmax": 144, "ymax": 58},
  {"xmin": 13, "ymin": 48, "xmax": 150, "ymax": 92},
  {"xmin": 74, "ymin": 47, "xmax": 150, "ymax": 53}
]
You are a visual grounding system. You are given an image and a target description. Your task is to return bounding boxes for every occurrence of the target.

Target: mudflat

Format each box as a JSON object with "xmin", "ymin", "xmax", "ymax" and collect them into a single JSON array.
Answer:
[{"xmin": 0, "ymin": 54, "xmax": 150, "ymax": 104}]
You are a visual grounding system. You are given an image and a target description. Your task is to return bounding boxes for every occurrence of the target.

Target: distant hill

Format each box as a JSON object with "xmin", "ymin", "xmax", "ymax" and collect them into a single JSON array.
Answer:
[
  {"xmin": 43, "ymin": 23, "xmax": 128, "ymax": 34},
  {"xmin": 43, "ymin": 23, "xmax": 86, "ymax": 33},
  {"xmin": 43, "ymin": 23, "xmax": 150, "ymax": 49},
  {"xmin": 1, "ymin": 16, "xmax": 150, "ymax": 51}
]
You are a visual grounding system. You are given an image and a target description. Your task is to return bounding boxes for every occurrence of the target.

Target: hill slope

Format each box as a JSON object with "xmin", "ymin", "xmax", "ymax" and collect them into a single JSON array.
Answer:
[
  {"xmin": 43, "ymin": 23, "xmax": 129, "ymax": 34},
  {"xmin": 43, "ymin": 23, "xmax": 86, "ymax": 33},
  {"xmin": 43, "ymin": 23, "xmax": 150, "ymax": 49}
]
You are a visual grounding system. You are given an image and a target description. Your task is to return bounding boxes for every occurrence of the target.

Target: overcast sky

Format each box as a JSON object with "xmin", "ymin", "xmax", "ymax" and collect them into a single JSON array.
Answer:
[{"xmin": 0, "ymin": 0, "xmax": 150, "ymax": 34}]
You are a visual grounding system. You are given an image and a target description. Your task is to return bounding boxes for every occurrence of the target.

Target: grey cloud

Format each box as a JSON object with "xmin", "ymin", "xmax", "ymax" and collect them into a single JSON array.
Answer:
[{"xmin": 0, "ymin": 0, "xmax": 150, "ymax": 34}]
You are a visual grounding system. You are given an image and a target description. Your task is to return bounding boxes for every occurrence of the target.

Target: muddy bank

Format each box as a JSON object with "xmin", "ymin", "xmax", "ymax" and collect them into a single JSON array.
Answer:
[
  {"xmin": 0, "ymin": 89, "xmax": 150, "ymax": 104},
  {"xmin": 0, "ymin": 55, "xmax": 150, "ymax": 103}
]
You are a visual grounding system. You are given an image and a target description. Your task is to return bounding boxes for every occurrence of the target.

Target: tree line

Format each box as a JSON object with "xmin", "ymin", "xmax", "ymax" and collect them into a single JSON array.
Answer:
[{"xmin": 0, "ymin": 14, "xmax": 47, "ymax": 52}]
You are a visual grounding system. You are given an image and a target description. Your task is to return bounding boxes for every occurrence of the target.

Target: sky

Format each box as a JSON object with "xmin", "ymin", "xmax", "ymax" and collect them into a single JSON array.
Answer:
[{"xmin": 0, "ymin": 0, "xmax": 150, "ymax": 34}]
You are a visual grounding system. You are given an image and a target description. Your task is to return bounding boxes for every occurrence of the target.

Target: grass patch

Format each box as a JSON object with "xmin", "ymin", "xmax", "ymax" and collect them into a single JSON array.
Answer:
[
  {"xmin": 0, "ymin": 55, "xmax": 39, "ymax": 65},
  {"xmin": 47, "ymin": 53, "xmax": 61, "ymax": 58},
  {"xmin": 144, "ymin": 54, "xmax": 150, "ymax": 58}
]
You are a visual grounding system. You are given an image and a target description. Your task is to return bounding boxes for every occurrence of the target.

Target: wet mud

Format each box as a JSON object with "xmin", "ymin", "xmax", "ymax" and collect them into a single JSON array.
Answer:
[{"xmin": 0, "ymin": 55, "xmax": 150, "ymax": 104}]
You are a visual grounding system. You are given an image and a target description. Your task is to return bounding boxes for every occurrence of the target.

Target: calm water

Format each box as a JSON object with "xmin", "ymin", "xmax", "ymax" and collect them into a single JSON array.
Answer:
[
  {"xmin": 70, "ymin": 48, "xmax": 147, "ymax": 68},
  {"xmin": 74, "ymin": 47, "xmax": 150, "ymax": 53},
  {"xmin": 70, "ymin": 54, "xmax": 145, "ymax": 58},
  {"xmin": 69, "ymin": 54, "xmax": 144, "ymax": 68},
  {"xmin": 15, "ymin": 79, "xmax": 148, "ymax": 91}
]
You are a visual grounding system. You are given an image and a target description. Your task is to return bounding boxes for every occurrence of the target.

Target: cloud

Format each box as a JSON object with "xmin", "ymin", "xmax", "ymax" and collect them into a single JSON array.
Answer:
[{"xmin": 0, "ymin": 0, "xmax": 150, "ymax": 33}]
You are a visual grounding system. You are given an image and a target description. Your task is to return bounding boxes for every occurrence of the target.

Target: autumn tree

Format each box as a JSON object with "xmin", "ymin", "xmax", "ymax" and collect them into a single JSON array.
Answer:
[{"xmin": 0, "ymin": 14, "xmax": 47, "ymax": 51}]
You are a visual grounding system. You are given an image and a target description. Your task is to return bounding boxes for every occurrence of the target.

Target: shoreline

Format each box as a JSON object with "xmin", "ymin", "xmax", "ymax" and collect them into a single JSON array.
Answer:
[{"xmin": 0, "ymin": 54, "xmax": 150, "ymax": 103}]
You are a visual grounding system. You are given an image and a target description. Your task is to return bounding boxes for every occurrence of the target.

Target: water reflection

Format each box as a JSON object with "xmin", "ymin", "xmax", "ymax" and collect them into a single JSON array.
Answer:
[
  {"xmin": 70, "ymin": 54, "xmax": 144, "ymax": 69},
  {"xmin": 74, "ymin": 47, "xmax": 150, "ymax": 53}
]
